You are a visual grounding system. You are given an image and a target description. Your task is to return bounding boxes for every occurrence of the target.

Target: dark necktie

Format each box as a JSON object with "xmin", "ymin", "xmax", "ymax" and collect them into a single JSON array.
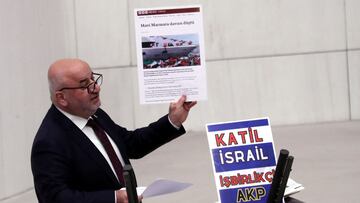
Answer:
[{"xmin": 87, "ymin": 117, "xmax": 125, "ymax": 184}]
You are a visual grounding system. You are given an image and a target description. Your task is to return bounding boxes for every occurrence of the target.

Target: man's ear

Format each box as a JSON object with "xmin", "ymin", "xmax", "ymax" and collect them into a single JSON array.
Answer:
[{"xmin": 55, "ymin": 91, "xmax": 68, "ymax": 107}]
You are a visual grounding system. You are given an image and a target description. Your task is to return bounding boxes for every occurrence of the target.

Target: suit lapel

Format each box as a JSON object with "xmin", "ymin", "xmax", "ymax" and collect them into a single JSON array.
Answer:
[
  {"xmin": 69, "ymin": 126, "xmax": 121, "ymax": 186},
  {"xmin": 52, "ymin": 106, "xmax": 121, "ymax": 186}
]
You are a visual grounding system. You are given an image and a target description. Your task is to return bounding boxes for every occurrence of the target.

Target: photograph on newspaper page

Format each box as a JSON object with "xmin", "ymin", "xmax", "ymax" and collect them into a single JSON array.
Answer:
[
  {"xmin": 134, "ymin": 5, "xmax": 207, "ymax": 104},
  {"xmin": 206, "ymin": 118, "xmax": 278, "ymax": 203}
]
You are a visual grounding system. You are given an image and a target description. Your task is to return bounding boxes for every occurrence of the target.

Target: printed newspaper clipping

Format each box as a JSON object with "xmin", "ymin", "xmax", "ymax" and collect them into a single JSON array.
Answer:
[{"xmin": 134, "ymin": 6, "xmax": 207, "ymax": 104}]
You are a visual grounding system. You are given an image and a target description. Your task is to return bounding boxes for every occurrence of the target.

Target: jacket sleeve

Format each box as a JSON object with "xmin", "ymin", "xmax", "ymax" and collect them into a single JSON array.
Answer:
[
  {"xmin": 121, "ymin": 114, "xmax": 186, "ymax": 159},
  {"xmin": 97, "ymin": 109, "xmax": 186, "ymax": 159}
]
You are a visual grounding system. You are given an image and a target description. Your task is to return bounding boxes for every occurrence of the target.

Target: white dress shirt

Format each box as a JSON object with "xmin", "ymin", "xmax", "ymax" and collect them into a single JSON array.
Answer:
[{"xmin": 57, "ymin": 108, "xmax": 125, "ymax": 182}]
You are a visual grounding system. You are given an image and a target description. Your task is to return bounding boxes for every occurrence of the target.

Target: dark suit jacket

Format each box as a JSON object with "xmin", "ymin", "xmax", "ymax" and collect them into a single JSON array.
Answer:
[{"xmin": 31, "ymin": 105, "xmax": 185, "ymax": 203}]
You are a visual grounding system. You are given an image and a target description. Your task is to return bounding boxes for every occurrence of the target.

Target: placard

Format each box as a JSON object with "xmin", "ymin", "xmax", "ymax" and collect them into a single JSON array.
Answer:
[{"xmin": 206, "ymin": 118, "xmax": 278, "ymax": 203}]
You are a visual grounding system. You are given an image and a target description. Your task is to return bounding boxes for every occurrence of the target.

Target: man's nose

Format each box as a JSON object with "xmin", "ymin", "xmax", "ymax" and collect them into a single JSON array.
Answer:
[{"xmin": 92, "ymin": 83, "xmax": 101, "ymax": 94}]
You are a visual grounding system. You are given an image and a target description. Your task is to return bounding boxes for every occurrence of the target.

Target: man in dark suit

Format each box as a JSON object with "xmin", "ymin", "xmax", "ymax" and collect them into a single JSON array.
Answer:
[{"xmin": 31, "ymin": 58, "xmax": 196, "ymax": 203}]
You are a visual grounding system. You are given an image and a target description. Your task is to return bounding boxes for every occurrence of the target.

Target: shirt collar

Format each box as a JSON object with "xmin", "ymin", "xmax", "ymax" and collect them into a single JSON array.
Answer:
[{"xmin": 56, "ymin": 106, "xmax": 89, "ymax": 130}]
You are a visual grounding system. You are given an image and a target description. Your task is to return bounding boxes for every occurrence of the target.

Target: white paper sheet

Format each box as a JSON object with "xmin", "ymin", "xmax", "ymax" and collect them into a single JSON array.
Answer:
[
  {"xmin": 284, "ymin": 178, "xmax": 305, "ymax": 197},
  {"xmin": 138, "ymin": 179, "xmax": 192, "ymax": 198}
]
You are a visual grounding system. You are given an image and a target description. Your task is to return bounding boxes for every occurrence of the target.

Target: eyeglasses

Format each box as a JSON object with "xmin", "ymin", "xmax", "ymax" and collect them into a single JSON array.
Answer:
[{"xmin": 57, "ymin": 73, "xmax": 103, "ymax": 94}]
